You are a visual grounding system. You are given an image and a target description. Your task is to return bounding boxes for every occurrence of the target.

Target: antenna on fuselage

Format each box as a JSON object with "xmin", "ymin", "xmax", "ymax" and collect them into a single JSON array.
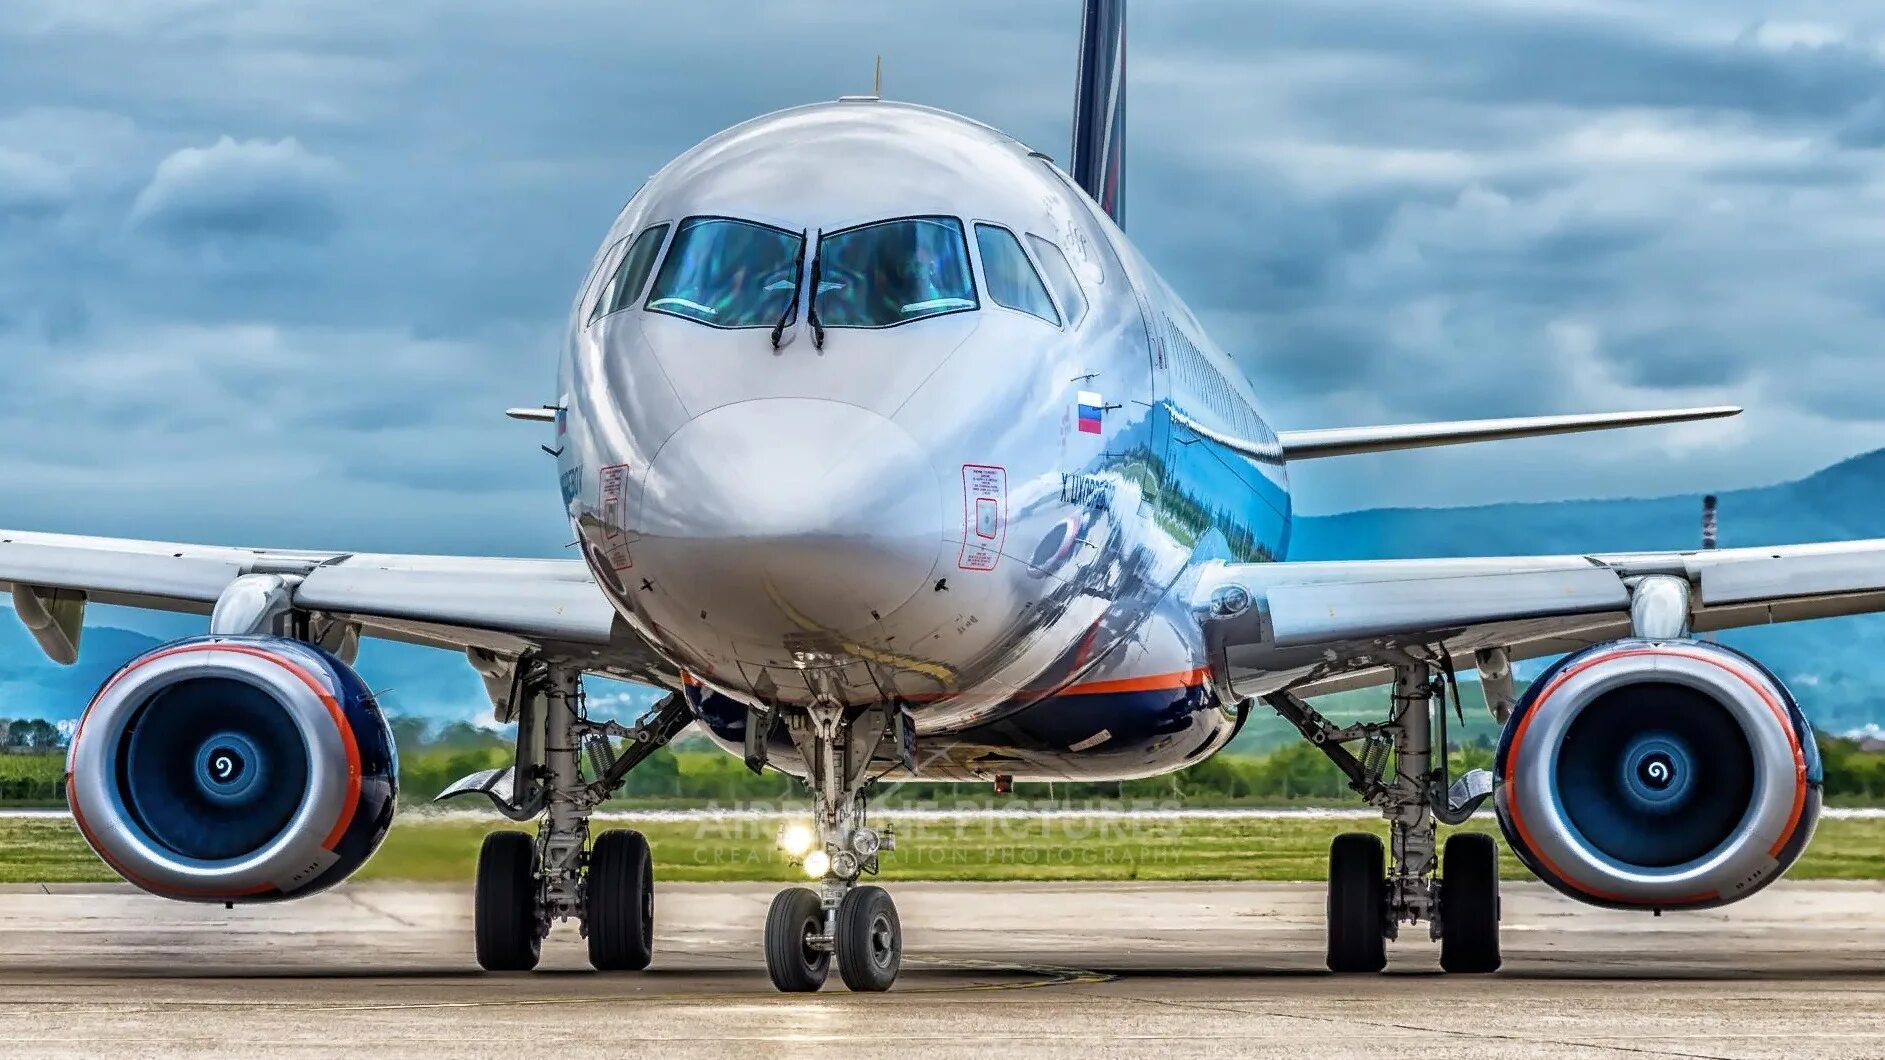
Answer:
[{"xmin": 840, "ymin": 56, "xmax": 883, "ymax": 103}]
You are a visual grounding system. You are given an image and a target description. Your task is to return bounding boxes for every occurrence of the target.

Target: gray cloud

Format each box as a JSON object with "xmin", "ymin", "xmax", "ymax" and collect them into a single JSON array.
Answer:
[
  {"xmin": 0, "ymin": 147, "xmax": 69, "ymax": 217},
  {"xmin": 128, "ymin": 135, "xmax": 344, "ymax": 242},
  {"xmin": 0, "ymin": 0, "xmax": 1882, "ymax": 532},
  {"xmin": 1601, "ymin": 329, "xmax": 1754, "ymax": 390},
  {"xmin": 1171, "ymin": 1, "xmax": 1885, "ymax": 121}
]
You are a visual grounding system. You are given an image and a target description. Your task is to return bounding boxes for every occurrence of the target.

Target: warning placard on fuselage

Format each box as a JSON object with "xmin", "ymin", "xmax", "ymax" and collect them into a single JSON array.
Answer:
[
  {"xmin": 598, "ymin": 464, "xmax": 633, "ymax": 571},
  {"xmin": 959, "ymin": 464, "xmax": 1007, "ymax": 571}
]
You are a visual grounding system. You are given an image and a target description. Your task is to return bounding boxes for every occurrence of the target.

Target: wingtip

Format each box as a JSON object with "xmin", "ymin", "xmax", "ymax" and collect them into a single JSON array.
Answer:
[{"xmin": 1657, "ymin": 405, "xmax": 1741, "ymax": 421}]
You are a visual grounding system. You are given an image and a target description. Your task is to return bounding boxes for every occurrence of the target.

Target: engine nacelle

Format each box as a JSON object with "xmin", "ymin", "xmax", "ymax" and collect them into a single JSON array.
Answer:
[
  {"xmin": 1495, "ymin": 639, "xmax": 1820, "ymax": 910},
  {"xmin": 66, "ymin": 635, "xmax": 397, "ymax": 903}
]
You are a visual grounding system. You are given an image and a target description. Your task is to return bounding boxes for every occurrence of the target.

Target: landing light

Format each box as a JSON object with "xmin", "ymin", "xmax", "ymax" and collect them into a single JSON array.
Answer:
[
  {"xmin": 778, "ymin": 822, "xmax": 817, "ymax": 858},
  {"xmin": 803, "ymin": 850, "xmax": 831, "ymax": 879}
]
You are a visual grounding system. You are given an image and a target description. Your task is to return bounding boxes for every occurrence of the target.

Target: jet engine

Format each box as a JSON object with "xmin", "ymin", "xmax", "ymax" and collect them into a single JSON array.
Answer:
[
  {"xmin": 65, "ymin": 636, "xmax": 397, "ymax": 903},
  {"xmin": 1495, "ymin": 638, "xmax": 1820, "ymax": 910}
]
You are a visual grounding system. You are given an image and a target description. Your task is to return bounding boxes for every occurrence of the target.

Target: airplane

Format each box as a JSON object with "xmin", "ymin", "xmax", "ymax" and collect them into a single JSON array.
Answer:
[{"xmin": 6, "ymin": 0, "xmax": 1879, "ymax": 994}]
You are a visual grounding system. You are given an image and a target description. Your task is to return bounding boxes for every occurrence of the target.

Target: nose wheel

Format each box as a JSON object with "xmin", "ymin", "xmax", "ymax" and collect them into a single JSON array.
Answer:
[
  {"xmin": 765, "ymin": 882, "xmax": 833, "ymax": 988},
  {"xmin": 835, "ymin": 885, "xmax": 901, "ymax": 991},
  {"xmin": 765, "ymin": 887, "xmax": 832, "ymax": 991},
  {"xmin": 763, "ymin": 884, "xmax": 904, "ymax": 992}
]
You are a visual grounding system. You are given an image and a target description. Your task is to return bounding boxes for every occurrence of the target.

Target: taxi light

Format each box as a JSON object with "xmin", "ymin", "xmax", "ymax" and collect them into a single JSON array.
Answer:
[{"xmin": 778, "ymin": 822, "xmax": 817, "ymax": 858}]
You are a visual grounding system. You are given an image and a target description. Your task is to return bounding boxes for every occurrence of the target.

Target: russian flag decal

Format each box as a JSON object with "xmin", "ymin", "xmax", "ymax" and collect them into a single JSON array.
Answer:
[{"xmin": 1077, "ymin": 390, "xmax": 1104, "ymax": 434}]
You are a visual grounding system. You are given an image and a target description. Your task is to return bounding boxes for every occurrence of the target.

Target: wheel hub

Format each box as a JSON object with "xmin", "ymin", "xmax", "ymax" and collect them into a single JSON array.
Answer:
[{"xmin": 869, "ymin": 914, "xmax": 895, "ymax": 966}]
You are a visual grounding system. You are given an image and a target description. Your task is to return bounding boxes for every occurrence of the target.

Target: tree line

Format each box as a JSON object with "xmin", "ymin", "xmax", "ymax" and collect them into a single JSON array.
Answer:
[{"xmin": 0, "ymin": 718, "xmax": 62, "ymax": 751}]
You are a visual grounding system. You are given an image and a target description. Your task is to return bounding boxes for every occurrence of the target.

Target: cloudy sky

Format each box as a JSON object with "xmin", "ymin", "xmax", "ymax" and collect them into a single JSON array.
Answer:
[{"xmin": 7, "ymin": 0, "xmax": 1885, "ymax": 559}]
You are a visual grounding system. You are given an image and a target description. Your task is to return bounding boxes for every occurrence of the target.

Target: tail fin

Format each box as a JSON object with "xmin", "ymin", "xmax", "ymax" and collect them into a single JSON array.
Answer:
[{"xmin": 1071, "ymin": 0, "xmax": 1126, "ymax": 225}]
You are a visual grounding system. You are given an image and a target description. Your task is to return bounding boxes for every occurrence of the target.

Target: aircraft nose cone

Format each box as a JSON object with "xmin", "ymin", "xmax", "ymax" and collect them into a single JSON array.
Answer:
[{"xmin": 641, "ymin": 398, "xmax": 943, "ymax": 636}]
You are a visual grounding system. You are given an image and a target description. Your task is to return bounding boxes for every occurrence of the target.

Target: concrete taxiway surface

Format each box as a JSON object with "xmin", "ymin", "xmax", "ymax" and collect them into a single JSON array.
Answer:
[{"xmin": 0, "ymin": 881, "xmax": 1881, "ymax": 1059}]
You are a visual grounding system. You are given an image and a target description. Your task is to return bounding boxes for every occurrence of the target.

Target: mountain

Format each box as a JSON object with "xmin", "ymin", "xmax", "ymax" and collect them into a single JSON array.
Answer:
[
  {"xmin": 1292, "ymin": 447, "xmax": 1885, "ymax": 734},
  {"xmin": 1292, "ymin": 447, "xmax": 1885, "ymax": 561},
  {"xmin": 0, "ymin": 613, "xmax": 496, "ymax": 725},
  {"xmin": 0, "ymin": 609, "xmax": 662, "ymax": 727},
  {"xmin": 0, "ymin": 625, "xmax": 164, "ymax": 726}
]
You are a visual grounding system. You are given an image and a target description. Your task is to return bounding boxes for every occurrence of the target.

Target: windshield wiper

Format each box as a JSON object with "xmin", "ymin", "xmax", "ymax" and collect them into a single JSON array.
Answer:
[
  {"xmin": 770, "ymin": 229, "xmax": 809, "ymax": 350},
  {"xmin": 807, "ymin": 245, "xmax": 827, "ymax": 349}
]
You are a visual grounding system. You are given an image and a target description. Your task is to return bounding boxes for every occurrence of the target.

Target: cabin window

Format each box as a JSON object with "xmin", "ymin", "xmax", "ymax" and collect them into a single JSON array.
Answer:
[
  {"xmin": 815, "ymin": 216, "xmax": 977, "ymax": 328},
  {"xmin": 645, "ymin": 217, "xmax": 804, "ymax": 328},
  {"xmin": 591, "ymin": 223, "xmax": 670, "ymax": 323},
  {"xmin": 1026, "ymin": 233, "xmax": 1088, "ymax": 328},
  {"xmin": 580, "ymin": 236, "xmax": 628, "ymax": 323},
  {"xmin": 974, "ymin": 224, "xmax": 1059, "ymax": 326}
]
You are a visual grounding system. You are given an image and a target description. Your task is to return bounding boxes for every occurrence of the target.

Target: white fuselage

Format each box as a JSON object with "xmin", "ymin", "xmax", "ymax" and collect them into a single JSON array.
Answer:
[{"xmin": 557, "ymin": 100, "xmax": 1287, "ymax": 780}]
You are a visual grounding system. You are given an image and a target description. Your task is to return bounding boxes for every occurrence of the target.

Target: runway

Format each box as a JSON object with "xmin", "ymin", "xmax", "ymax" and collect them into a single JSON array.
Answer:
[{"xmin": 1, "ymin": 881, "xmax": 1882, "ymax": 1059}]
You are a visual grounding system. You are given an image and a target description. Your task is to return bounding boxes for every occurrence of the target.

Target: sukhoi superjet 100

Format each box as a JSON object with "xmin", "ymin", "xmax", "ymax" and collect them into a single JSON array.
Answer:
[{"xmin": 8, "ymin": 0, "xmax": 1874, "ymax": 992}]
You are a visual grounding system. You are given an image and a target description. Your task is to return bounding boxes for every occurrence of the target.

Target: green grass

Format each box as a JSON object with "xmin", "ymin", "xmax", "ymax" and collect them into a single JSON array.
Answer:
[
  {"xmin": 0, "ymin": 755, "xmax": 62, "ymax": 782},
  {"xmin": 5, "ymin": 813, "xmax": 1883, "ymax": 885},
  {"xmin": 0, "ymin": 754, "xmax": 64, "ymax": 807}
]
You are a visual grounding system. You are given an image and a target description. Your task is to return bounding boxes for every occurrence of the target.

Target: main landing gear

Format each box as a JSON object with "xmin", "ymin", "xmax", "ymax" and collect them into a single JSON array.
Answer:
[
  {"xmin": 763, "ymin": 701, "xmax": 909, "ymax": 992},
  {"xmin": 1268, "ymin": 653, "xmax": 1502, "ymax": 975},
  {"xmin": 443, "ymin": 657, "xmax": 692, "ymax": 973}
]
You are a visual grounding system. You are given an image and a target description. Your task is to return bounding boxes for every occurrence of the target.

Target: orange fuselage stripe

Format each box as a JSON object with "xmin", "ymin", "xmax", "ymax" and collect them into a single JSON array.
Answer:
[{"xmin": 1058, "ymin": 668, "xmax": 1210, "ymax": 696}]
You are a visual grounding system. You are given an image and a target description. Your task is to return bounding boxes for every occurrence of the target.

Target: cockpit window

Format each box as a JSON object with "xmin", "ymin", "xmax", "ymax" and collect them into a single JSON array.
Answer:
[
  {"xmin": 645, "ymin": 217, "xmax": 804, "ymax": 328},
  {"xmin": 815, "ymin": 216, "xmax": 977, "ymax": 328},
  {"xmin": 1026, "ymin": 233, "xmax": 1088, "ymax": 328},
  {"xmin": 974, "ymin": 223, "xmax": 1060, "ymax": 327},
  {"xmin": 590, "ymin": 223, "xmax": 669, "ymax": 324}
]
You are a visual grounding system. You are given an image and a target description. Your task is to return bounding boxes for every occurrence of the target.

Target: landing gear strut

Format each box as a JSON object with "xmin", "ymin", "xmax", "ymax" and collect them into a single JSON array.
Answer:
[
  {"xmin": 1268, "ymin": 653, "xmax": 1501, "ymax": 974},
  {"xmin": 456, "ymin": 657, "xmax": 692, "ymax": 973},
  {"xmin": 764, "ymin": 702, "xmax": 904, "ymax": 992}
]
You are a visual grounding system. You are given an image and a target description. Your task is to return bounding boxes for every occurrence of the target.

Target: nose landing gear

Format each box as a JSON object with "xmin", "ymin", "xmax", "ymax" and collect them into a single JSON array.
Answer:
[{"xmin": 764, "ymin": 701, "xmax": 907, "ymax": 992}]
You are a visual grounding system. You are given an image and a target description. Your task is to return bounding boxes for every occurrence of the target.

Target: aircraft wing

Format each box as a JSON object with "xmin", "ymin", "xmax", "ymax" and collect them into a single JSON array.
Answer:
[
  {"xmin": 1192, "ymin": 540, "xmax": 1885, "ymax": 699},
  {"xmin": 0, "ymin": 528, "xmax": 675, "ymax": 686}
]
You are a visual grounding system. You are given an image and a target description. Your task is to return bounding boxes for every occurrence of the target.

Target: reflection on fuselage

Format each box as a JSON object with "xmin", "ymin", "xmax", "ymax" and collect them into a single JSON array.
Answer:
[{"xmin": 557, "ymin": 100, "xmax": 1287, "ymax": 781}]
